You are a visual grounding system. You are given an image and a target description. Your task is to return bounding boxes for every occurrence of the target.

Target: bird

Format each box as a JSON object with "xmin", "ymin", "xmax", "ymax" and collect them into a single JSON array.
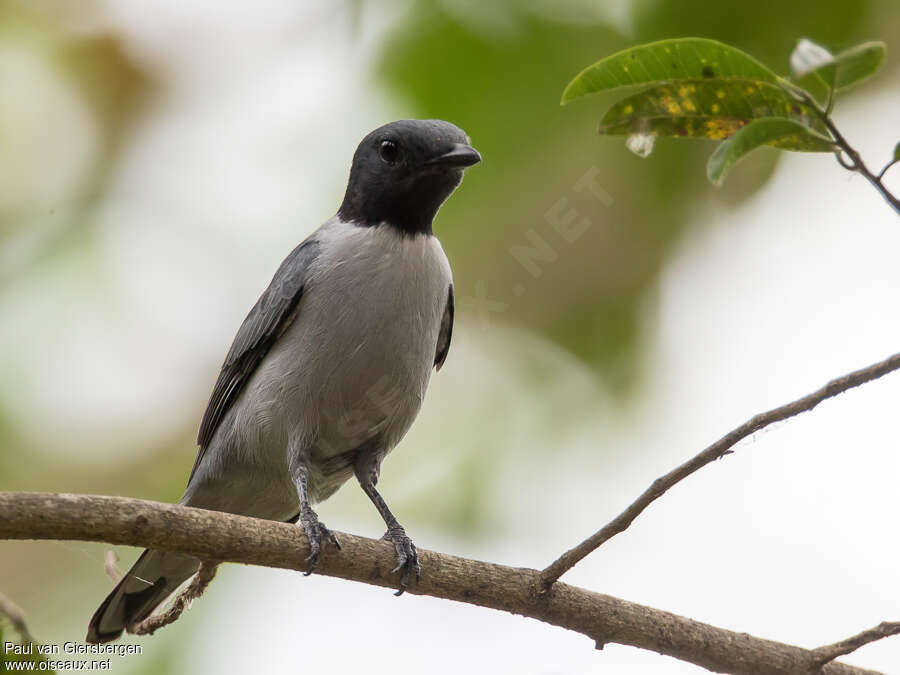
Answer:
[{"xmin": 86, "ymin": 119, "xmax": 481, "ymax": 644}]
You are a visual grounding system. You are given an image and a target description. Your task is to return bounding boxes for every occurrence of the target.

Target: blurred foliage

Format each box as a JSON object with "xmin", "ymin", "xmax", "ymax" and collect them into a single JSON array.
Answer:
[
  {"xmin": 1, "ymin": 1, "xmax": 899, "ymax": 671},
  {"xmin": 0, "ymin": 623, "xmax": 55, "ymax": 673},
  {"xmin": 376, "ymin": 0, "xmax": 886, "ymax": 395},
  {"xmin": 373, "ymin": 0, "xmax": 896, "ymax": 534},
  {"xmin": 0, "ymin": 1, "xmax": 152, "ymax": 289}
]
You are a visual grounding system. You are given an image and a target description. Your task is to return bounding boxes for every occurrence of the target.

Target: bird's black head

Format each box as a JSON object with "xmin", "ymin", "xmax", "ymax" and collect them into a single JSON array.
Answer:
[{"xmin": 338, "ymin": 119, "xmax": 481, "ymax": 236}]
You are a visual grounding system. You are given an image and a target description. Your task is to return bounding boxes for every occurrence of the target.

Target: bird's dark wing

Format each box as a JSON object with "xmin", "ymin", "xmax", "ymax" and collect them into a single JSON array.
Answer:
[
  {"xmin": 434, "ymin": 284, "xmax": 454, "ymax": 370},
  {"xmin": 190, "ymin": 239, "xmax": 320, "ymax": 480}
]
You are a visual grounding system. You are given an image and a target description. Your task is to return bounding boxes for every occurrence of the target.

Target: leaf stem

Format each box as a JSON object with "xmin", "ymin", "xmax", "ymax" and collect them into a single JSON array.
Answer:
[
  {"xmin": 810, "ymin": 71, "xmax": 836, "ymax": 114},
  {"xmin": 877, "ymin": 157, "xmax": 899, "ymax": 181},
  {"xmin": 824, "ymin": 81, "xmax": 836, "ymax": 116}
]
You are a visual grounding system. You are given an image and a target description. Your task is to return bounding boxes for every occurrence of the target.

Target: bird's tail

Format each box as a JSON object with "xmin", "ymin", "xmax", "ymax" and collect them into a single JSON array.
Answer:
[{"xmin": 85, "ymin": 550, "xmax": 200, "ymax": 644}]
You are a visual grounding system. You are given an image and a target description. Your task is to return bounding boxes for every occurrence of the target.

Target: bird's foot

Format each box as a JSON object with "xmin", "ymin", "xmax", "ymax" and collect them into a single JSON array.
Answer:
[
  {"xmin": 382, "ymin": 525, "xmax": 420, "ymax": 596},
  {"xmin": 298, "ymin": 508, "xmax": 341, "ymax": 575}
]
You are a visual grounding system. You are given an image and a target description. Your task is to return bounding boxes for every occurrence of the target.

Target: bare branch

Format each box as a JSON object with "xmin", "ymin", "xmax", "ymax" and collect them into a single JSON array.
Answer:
[
  {"xmin": 127, "ymin": 562, "xmax": 218, "ymax": 637},
  {"xmin": 812, "ymin": 622, "xmax": 900, "ymax": 669},
  {"xmin": 540, "ymin": 351, "xmax": 900, "ymax": 586},
  {"xmin": 0, "ymin": 591, "xmax": 34, "ymax": 644},
  {"xmin": 0, "ymin": 491, "xmax": 890, "ymax": 675}
]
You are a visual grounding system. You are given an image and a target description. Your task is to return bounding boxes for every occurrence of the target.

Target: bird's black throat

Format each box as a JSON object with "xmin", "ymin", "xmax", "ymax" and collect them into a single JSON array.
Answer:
[{"xmin": 338, "ymin": 167, "xmax": 463, "ymax": 236}]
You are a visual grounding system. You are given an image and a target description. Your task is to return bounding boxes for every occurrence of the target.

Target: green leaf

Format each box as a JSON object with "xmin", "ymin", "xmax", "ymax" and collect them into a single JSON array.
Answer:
[
  {"xmin": 562, "ymin": 37, "xmax": 778, "ymax": 104},
  {"xmin": 598, "ymin": 79, "xmax": 826, "ymax": 141},
  {"xmin": 833, "ymin": 41, "xmax": 886, "ymax": 89},
  {"xmin": 707, "ymin": 117, "xmax": 834, "ymax": 185},
  {"xmin": 796, "ymin": 41, "xmax": 886, "ymax": 92},
  {"xmin": 893, "ymin": 141, "xmax": 900, "ymax": 162}
]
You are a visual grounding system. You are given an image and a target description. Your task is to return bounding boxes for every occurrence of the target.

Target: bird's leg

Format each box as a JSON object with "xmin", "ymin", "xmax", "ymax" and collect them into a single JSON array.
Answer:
[
  {"xmin": 290, "ymin": 458, "xmax": 340, "ymax": 575},
  {"xmin": 355, "ymin": 459, "xmax": 420, "ymax": 595}
]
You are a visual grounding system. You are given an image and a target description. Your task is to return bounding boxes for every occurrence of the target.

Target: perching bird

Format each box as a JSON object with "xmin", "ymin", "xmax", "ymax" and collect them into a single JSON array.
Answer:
[{"xmin": 86, "ymin": 119, "xmax": 480, "ymax": 644}]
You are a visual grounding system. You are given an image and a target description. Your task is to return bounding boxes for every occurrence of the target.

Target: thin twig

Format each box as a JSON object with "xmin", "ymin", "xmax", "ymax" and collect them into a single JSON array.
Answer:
[
  {"xmin": 811, "ymin": 622, "xmax": 900, "ymax": 669},
  {"xmin": 834, "ymin": 148, "xmax": 857, "ymax": 171},
  {"xmin": 127, "ymin": 562, "xmax": 218, "ymax": 637},
  {"xmin": 540, "ymin": 351, "xmax": 900, "ymax": 586},
  {"xmin": 820, "ymin": 115, "xmax": 900, "ymax": 215},
  {"xmin": 104, "ymin": 550, "xmax": 123, "ymax": 584},
  {"xmin": 795, "ymin": 89, "xmax": 900, "ymax": 217},
  {"xmin": 0, "ymin": 591, "xmax": 34, "ymax": 644},
  {"xmin": 0, "ymin": 492, "xmax": 885, "ymax": 675}
]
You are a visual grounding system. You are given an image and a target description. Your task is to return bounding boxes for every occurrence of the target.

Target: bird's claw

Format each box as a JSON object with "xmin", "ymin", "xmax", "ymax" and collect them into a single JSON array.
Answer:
[
  {"xmin": 299, "ymin": 509, "xmax": 341, "ymax": 575},
  {"xmin": 382, "ymin": 526, "xmax": 420, "ymax": 596}
]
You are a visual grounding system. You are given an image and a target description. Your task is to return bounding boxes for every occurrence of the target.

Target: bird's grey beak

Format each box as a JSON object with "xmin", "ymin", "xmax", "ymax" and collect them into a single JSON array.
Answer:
[{"xmin": 426, "ymin": 143, "xmax": 482, "ymax": 168}]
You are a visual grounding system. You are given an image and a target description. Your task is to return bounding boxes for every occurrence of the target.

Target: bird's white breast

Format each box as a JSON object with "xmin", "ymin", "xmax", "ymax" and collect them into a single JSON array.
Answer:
[{"xmin": 239, "ymin": 218, "xmax": 452, "ymax": 468}]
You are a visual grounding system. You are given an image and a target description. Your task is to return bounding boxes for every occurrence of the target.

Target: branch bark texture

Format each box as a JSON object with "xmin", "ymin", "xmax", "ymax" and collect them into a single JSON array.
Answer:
[{"xmin": 0, "ymin": 492, "xmax": 886, "ymax": 675}]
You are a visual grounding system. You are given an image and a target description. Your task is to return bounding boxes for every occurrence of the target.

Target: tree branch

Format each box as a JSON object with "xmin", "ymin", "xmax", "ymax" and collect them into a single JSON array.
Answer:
[
  {"xmin": 0, "ymin": 491, "xmax": 892, "ymax": 675},
  {"xmin": 540, "ymin": 351, "xmax": 900, "ymax": 586},
  {"xmin": 812, "ymin": 622, "xmax": 900, "ymax": 669}
]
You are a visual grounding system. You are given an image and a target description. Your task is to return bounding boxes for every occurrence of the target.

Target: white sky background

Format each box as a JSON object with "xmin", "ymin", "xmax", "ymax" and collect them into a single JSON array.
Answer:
[{"xmin": 1, "ymin": 0, "xmax": 898, "ymax": 672}]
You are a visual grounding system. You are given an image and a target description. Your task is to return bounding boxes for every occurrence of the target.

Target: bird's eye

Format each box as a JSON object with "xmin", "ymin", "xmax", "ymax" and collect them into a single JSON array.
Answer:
[{"xmin": 378, "ymin": 140, "xmax": 400, "ymax": 164}]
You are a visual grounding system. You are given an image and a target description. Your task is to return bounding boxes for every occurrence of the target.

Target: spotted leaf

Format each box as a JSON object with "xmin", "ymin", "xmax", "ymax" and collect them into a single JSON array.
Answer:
[
  {"xmin": 598, "ymin": 79, "xmax": 827, "ymax": 143},
  {"xmin": 562, "ymin": 38, "xmax": 778, "ymax": 104},
  {"xmin": 707, "ymin": 118, "xmax": 833, "ymax": 185}
]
